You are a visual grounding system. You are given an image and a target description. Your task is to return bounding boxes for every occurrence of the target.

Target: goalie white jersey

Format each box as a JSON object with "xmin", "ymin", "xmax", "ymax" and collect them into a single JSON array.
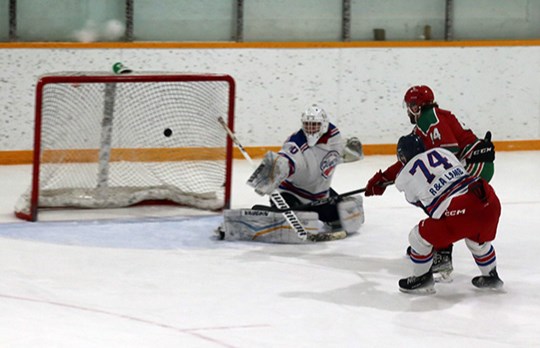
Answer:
[{"xmin": 277, "ymin": 123, "xmax": 344, "ymax": 204}]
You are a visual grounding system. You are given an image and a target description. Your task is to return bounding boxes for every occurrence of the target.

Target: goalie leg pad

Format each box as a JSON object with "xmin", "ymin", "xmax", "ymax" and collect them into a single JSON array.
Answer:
[
  {"xmin": 219, "ymin": 209, "xmax": 321, "ymax": 244},
  {"xmin": 337, "ymin": 195, "xmax": 365, "ymax": 233}
]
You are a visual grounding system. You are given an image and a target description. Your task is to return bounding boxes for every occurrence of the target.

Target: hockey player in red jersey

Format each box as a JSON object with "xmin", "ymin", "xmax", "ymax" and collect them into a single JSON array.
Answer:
[
  {"xmin": 365, "ymin": 85, "xmax": 495, "ymax": 280},
  {"xmin": 394, "ymin": 134, "xmax": 503, "ymax": 294}
]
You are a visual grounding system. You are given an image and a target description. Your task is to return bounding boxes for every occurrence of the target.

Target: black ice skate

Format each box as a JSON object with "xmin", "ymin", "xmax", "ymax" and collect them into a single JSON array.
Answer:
[
  {"xmin": 472, "ymin": 267, "xmax": 504, "ymax": 289},
  {"xmin": 432, "ymin": 245, "xmax": 453, "ymax": 282},
  {"xmin": 398, "ymin": 271, "xmax": 435, "ymax": 294},
  {"xmin": 214, "ymin": 224, "xmax": 226, "ymax": 240}
]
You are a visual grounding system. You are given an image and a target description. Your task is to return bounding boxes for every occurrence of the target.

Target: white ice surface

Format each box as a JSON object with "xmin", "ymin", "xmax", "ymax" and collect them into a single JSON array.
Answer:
[{"xmin": 0, "ymin": 152, "xmax": 539, "ymax": 347}]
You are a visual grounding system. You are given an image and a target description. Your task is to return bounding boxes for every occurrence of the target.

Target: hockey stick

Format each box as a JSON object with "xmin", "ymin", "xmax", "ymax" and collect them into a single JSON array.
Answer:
[
  {"xmin": 217, "ymin": 116, "xmax": 309, "ymax": 240},
  {"xmin": 270, "ymin": 181, "xmax": 395, "ymax": 213}
]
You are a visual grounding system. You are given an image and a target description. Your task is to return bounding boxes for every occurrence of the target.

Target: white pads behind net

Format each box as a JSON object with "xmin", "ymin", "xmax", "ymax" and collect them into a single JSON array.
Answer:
[
  {"xmin": 218, "ymin": 209, "xmax": 321, "ymax": 244},
  {"xmin": 337, "ymin": 195, "xmax": 364, "ymax": 233}
]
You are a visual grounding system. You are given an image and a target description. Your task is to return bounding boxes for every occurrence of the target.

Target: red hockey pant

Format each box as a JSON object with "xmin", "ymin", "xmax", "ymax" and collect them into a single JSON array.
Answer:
[{"xmin": 419, "ymin": 180, "xmax": 501, "ymax": 249}]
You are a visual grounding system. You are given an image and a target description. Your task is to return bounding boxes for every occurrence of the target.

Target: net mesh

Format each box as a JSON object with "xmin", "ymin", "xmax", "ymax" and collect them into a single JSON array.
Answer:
[{"xmin": 15, "ymin": 73, "xmax": 234, "ymax": 219}]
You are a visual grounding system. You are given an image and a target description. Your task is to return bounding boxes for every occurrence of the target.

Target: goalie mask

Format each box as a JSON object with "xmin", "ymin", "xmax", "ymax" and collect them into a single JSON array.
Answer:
[{"xmin": 301, "ymin": 104, "xmax": 329, "ymax": 147}]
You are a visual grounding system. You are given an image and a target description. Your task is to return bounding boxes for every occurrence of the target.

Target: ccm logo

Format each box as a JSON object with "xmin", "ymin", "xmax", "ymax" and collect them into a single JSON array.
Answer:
[
  {"xmin": 444, "ymin": 209, "xmax": 466, "ymax": 216},
  {"xmin": 473, "ymin": 147, "xmax": 492, "ymax": 155}
]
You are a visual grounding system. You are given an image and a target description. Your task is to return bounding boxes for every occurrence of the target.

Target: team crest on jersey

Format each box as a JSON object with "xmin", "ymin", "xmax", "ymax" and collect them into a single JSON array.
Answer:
[{"xmin": 320, "ymin": 151, "xmax": 340, "ymax": 178}]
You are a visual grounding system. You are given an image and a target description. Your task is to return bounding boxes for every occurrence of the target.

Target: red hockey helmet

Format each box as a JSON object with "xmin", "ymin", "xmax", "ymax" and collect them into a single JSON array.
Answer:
[{"xmin": 403, "ymin": 85, "xmax": 435, "ymax": 124}]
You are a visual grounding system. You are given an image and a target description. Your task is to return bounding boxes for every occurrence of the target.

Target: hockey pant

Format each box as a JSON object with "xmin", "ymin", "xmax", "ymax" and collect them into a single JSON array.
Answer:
[{"xmin": 409, "ymin": 180, "xmax": 501, "ymax": 276}]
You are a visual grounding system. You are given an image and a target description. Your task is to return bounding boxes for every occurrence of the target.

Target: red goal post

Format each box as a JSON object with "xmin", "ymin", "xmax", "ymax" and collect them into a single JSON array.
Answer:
[{"xmin": 15, "ymin": 72, "xmax": 236, "ymax": 221}]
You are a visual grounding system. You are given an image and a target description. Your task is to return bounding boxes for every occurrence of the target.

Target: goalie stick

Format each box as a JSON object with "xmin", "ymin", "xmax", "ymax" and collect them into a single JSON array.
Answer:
[
  {"xmin": 217, "ymin": 116, "xmax": 309, "ymax": 240},
  {"xmin": 307, "ymin": 230, "xmax": 346, "ymax": 242}
]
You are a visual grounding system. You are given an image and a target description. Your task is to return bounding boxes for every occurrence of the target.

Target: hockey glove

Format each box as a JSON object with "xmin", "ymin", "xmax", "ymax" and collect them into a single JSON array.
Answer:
[
  {"xmin": 467, "ymin": 131, "xmax": 495, "ymax": 164},
  {"xmin": 365, "ymin": 170, "xmax": 391, "ymax": 196},
  {"xmin": 342, "ymin": 137, "xmax": 364, "ymax": 163},
  {"xmin": 247, "ymin": 151, "xmax": 291, "ymax": 196}
]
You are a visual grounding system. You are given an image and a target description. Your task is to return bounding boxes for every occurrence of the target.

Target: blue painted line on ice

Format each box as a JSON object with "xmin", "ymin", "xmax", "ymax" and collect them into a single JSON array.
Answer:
[{"xmin": 0, "ymin": 215, "xmax": 237, "ymax": 250}]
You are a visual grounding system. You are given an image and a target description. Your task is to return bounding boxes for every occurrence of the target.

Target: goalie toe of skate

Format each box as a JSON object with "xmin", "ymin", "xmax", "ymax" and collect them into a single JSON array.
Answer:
[{"xmin": 214, "ymin": 225, "xmax": 225, "ymax": 240}]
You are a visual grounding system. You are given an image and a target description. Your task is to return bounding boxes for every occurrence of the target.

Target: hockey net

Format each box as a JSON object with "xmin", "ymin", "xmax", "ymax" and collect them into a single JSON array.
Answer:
[{"xmin": 15, "ymin": 72, "xmax": 235, "ymax": 221}]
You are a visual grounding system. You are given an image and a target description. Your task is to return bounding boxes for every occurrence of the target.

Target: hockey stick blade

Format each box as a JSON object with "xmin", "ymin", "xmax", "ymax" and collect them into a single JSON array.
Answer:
[{"xmin": 308, "ymin": 230, "xmax": 347, "ymax": 242}]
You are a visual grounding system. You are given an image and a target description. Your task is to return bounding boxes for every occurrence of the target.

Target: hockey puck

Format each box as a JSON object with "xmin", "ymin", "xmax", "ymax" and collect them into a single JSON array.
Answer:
[{"xmin": 164, "ymin": 128, "xmax": 173, "ymax": 137}]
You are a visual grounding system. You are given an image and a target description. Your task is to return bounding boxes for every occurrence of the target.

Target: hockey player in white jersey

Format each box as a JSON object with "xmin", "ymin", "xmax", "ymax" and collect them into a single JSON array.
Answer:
[
  {"xmin": 218, "ymin": 104, "xmax": 364, "ymax": 243},
  {"xmin": 394, "ymin": 134, "xmax": 503, "ymax": 294}
]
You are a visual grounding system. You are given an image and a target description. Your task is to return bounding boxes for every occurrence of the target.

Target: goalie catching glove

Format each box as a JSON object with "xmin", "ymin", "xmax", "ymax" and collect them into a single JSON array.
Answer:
[
  {"xmin": 465, "ymin": 131, "xmax": 495, "ymax": 164},
  {"xmin": 247, "ymin": 151, "xmax": 291, "ymax": 196}
]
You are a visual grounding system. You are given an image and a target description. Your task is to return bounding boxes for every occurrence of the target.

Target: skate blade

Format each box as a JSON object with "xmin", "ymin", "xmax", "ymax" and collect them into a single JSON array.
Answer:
[
  {"xmin": 473, "ymin": 286, "xmax": 505, "ymax": 292},
  {"xmin": 472, "ymin": 281, "xmax": 504, "ymax": 291},
  {"xmin": 399, "ymin": 286, "xmax": 436, "ymax": 295}
]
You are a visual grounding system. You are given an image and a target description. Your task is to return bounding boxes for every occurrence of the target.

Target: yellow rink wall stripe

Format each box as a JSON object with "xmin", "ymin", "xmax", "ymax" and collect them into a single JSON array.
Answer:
[
  {"xmin": 38, "ymin": 147, "xmax": 226, "ymax": 163},
  {"xmin": 0, "ymin": 148, "xmax": 226, "ymax": 165},
  {"xmin": 245, "ymin": 140, "xmax": 540, "ymax": 157},
  {"xmin": 0, "ymin": 140, "xmax": 539, "ymax": 165},
  {"xmin": 2, "ymin": 39, "xmax": 540, "ymax": 49}
]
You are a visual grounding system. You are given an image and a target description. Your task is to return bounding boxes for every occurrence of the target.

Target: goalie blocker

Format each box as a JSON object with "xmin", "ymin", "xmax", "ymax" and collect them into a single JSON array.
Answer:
[{"xmin": 216, "ymin": 195, "xmax": 364, "ymax": 244}]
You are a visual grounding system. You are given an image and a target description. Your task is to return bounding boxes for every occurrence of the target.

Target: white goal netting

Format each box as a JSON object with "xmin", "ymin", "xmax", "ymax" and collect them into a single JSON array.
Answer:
[{"xmin": 15, "ymin": 72, "xmax": 235, "ymax": 221}]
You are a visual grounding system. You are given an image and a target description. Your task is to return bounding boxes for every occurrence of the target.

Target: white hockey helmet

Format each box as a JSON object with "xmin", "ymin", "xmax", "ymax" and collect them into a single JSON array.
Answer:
[{"xmin": 301, "ymin": 104, "xmax": 329, "ymax": 147}]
